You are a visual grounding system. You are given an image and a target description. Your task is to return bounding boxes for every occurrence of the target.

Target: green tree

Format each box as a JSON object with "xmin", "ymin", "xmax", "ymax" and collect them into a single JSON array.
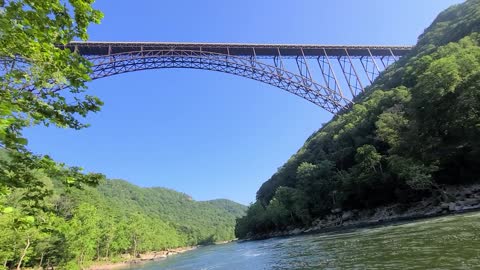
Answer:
[
  {"xmin": 274, "ymin": 187, "xmax": 310, "ymax": 225},
  {"xmin": 236, "ymin": 0, "xmax": 480, "ymax": 239},
  {"xmin": 0, "ymin": 0, "xmax": 105, "ymax": 211},
  {"xmin": 64, "ymin": 203, "xmax": 101, "ymax": 268},
  {"xmin": 296, "ymin": 161, "xmax": 335, "ymax": 215},
  {"xmin": 376, "ymin": 111, "xmax": 409, "ymax": 150},
  {"xmin": 388, "ymin": 155, "xmax": 436, "ymax": 191},
  {"xmin": 0, "ymin": 2, "xmax": 105, "ymax": 266},
  {"xmin": 355, "ymin": 145, "xmax": 383, "ymax": 174}
]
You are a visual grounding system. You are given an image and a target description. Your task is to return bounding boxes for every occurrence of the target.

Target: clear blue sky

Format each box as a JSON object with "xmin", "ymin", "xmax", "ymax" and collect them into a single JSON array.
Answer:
[{"xmin": 24, "ymin": 0, "xmax": 463, "ymax": 205}]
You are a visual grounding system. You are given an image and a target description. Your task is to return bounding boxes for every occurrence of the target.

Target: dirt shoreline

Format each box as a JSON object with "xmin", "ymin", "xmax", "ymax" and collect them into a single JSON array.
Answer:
[
  {"xmin": 244, "ymin": 184, "xmax": 480, "ymax": 241},
  {"xmin": 87, "ymin": 246, "xmax": 197, "ymax": 270}
]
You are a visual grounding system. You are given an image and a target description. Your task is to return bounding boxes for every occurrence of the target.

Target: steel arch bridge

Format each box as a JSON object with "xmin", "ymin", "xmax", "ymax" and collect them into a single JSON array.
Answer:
[{"xmin": 65, "ymin": 42, "xmax": 412, "ymax": 114}]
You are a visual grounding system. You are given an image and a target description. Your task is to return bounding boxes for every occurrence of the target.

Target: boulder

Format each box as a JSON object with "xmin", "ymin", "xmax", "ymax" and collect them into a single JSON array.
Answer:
[
  {"xmin": 331, "ymin": 208, "xmax": 342, "ymax": 214},
  {"xmin": 463, "ymin": 198, "xmax": 480, "ymax": 206},
  {"xmin": 326, "ymin": 214, "xmax": 336, "ymax": 221},
  {"xmin": 290, "ymin": 228, "xmax": 303, "ymax": 235},
  {"xmin": 448, "ymin": 202, "xmax": 456, "ymax": 211},
  {"xmin": 341, "ymin": 211, "xmax": 354, "ymax": 221}
]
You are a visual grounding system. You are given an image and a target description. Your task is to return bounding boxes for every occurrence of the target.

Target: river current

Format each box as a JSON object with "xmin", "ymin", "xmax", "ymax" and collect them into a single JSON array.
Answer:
[{"xmin": 129, "ymin": 212, "xmax": 480, "ymax": 269}]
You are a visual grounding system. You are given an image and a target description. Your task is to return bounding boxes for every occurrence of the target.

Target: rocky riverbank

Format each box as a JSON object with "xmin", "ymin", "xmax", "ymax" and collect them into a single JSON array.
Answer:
[
  {"xmin": 246, "ymin": 184, "xmax": 480, "ymax": 240},
  {"xmin": 88, "ymin": 246, "xmax": 197, "ymax": 270}
]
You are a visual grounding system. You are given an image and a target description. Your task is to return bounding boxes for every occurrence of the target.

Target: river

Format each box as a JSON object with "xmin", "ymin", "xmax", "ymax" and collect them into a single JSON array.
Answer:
[{"xmin": 128, "ymin": 212, "xmax": 480, "ymax": 269}]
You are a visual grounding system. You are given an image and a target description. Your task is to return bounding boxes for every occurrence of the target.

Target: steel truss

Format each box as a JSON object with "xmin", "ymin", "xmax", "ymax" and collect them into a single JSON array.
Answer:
[{"xmin": 67, "ymin": 42, "xmax": 411, "ymax": 114}]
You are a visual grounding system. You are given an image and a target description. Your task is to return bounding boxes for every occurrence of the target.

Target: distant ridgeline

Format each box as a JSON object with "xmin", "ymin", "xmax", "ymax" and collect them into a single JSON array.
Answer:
[
  {"xmin": 235, "ymin": 0, "xmax": 480, "ymax": 238},
  {"xmin": 83, "ymin": 179, "xmax": 246, "ymax": 245}
]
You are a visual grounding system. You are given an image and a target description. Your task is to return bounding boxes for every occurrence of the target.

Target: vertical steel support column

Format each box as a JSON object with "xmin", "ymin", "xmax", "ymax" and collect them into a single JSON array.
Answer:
[
  {"xmin": 105, "ymin": 44, "xmax": 117, "ymax": 71},
  {"xmin": 359, "ymin": 56, "xmax": 373, "ymax": 84},
  {"xmin": 250, "ymin": 48, "xmax": 257, "ymax": 73},
  {"xmin": 318, "ymin": 48, "xmax": 344, "ymax": 98},
  {"xmin": 225, "ymin": 47, "xmax": 230, "ymax": 68},
  {"xmin": 389, "ymin": 48, "xmax": 397, "ymax": 59},
  {"xmin": 274, "ymin": 47, "xmax": 285, "ymax": 77},
  {"xmin": 379, "ymin": 56, "xmax": 388, "ymax": 68},
  {"xmin": 338, "ymin": 48, "xmax": 365, "ymax": 97},
  {"xmin": 378, "ymin": 48, "xmax": 398, "ymax": 69},
  {"xmin": 274, "ymin": 48, "xmax": 284, "ymax": 68},
  {"xmin": 107, "ymin": 45, "xmax": 114, "ymax": 67},
  {"xmin": 359, "ymin": 48, "xmax": 382, "ymax": 84},
  {"xmin": 296, "ymin": 48, "xmax": 313, "ymax": 87},
  {"xmin": 367, "ymin": 48, "xmax": 381, "ymax": 74},
  {"xmin": 389, "ymin": 48, "xmax": 398, "ymax": 63}
]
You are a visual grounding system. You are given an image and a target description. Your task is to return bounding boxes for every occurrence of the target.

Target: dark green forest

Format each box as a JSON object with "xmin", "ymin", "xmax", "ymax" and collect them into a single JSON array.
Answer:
[{"xmin": 235, "ymin": 0, "xmax": 480, "ymax": 238}]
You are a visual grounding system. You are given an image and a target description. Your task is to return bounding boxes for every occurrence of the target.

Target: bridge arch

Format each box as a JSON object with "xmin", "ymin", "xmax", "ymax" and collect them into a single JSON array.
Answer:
[
  {"xmin": 87, "ymin": 50, "xmax": 347, "ymax": 113},
  {"xmin": 65, "ymin": 42, "xmax": 411, "ymax": 114}
]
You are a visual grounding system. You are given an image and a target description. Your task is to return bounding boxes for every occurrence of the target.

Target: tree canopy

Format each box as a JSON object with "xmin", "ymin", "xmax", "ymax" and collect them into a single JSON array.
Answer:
[
  {"xmin": 236, "ymin": 0, "xmax": 480, "ymax": 239},
  {"xmin": 0, "ymin": 1, "xmax": 248, "ymax": 268}
]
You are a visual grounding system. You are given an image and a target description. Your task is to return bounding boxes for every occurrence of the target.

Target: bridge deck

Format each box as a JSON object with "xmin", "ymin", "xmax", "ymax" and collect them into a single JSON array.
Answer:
[{"xmin": 66, "ymin": 41, "xmax": 413, "ymax": 58}]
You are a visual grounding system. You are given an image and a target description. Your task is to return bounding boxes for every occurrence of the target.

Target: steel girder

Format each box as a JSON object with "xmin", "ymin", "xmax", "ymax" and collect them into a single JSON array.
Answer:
[
  {"xmin": 57, "ymin": 42, "xmax": 410, "ymax": 114},
  {"xmin": 87, "ymin": 50, "xmax": 352, "ymax": 113}
]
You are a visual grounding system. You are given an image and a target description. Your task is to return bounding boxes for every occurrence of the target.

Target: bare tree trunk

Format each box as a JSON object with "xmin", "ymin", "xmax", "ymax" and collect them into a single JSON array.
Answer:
[
  {"xmin": 332, "ymin": 191, "xmax": 337, "ymax": 206},
  {"xmin": 39, "ymin": 252, "xmax": 44, "ymax": 269},
  {"xmin": 17, "ymin": 237, "xmax": 31, "ymax": 270},
  {"xmin": 79, "ymin": 250, "xmax": 84, "ymax": 268},
  {"xmin": 133, "ymin": 238, "xmax": 137, "ymax": 258},
  {"xmin": 105, "ymin": 242, "xmax": 110, "ymax": 259},
  {"xmin": 433, "ymin": 182, "xmax": 449, "ymax": 201}
]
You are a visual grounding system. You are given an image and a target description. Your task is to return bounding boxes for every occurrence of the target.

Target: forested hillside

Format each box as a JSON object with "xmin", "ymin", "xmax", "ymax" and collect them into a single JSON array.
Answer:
[
  {"xmin": 0, "ymin": 1, "xmax": 249, "ymax": 268},
  {"xmin": 0, "ymin": 170, "xmax": 246, "ymax": 269},
  {"xmin": 236, "ymin": 0, "xmax": 480, "ymax": 238},
  {"xmin": 90, "ymin": 179, "xmax": 246, "ymax": 245}
]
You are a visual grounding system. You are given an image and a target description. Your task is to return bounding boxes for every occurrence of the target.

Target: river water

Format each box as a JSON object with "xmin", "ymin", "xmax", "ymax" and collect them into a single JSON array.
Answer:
[{"xmin": 130, "ymin": 212, "xmax": 480, "ymax": 269}]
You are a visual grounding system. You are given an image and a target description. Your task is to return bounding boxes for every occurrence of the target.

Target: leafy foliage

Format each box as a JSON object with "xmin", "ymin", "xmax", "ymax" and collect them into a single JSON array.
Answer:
[
  {"xmin": 236, "ymin": 0, "xmax": 480, "ymax": 238},
  {"xmin": 0, "ymin": 1, "xmax": 108, "ymax": 268},
  {"xmin": 0, "ymin": 1, "xmax": 245, "ymax": 269},
  {"xmin": 0, "ymin": 0, "xmax": 105, "ymax": 210},
  {"xmin": 0, "ymin": 168, "xmax": 246, "ymax": 269}
]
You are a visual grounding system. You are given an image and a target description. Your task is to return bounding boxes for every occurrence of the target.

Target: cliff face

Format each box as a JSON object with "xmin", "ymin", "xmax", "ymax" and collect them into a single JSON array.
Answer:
[{"xmin": 236, "ymin": 0, "xmax": 480, "ymax": 238}]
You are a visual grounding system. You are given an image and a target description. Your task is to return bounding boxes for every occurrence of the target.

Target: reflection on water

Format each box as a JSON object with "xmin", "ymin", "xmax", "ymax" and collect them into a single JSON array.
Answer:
[{"xmin": 130, "ymin": 212, "xmax": 480, "ymax": 270}]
